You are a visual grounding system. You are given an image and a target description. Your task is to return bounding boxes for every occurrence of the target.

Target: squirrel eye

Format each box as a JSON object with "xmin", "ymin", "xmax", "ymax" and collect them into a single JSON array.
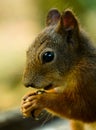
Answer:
[{"xmin": 42, "ymin": 51, "xmax": 54, "ymax": 64}]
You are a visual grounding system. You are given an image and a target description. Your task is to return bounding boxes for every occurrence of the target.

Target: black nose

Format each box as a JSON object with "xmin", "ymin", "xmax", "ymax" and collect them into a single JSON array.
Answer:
[{"xmin": 24, "ymin": 83, "xmax": 36, "ymax": 88}]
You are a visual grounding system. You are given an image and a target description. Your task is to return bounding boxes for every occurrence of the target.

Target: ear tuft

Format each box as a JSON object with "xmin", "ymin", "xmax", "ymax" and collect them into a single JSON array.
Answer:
[
  {"xmin": 61, "ymin": 9, "xmax": 78, "ymax": 30},
  {"xmin": 46, "ymin": 8, "xmax": 60, "ymax": 26}
]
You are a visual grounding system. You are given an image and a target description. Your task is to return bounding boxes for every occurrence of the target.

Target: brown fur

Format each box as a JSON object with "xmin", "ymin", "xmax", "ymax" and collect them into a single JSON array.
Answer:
[{"xmin": 21, "ymin": 9, "xmax": 96, "ymax": 130}]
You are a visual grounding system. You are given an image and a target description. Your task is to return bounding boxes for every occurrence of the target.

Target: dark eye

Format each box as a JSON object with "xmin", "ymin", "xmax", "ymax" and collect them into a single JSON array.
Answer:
[{"xmin": 42, "ymin": 51, "xmax": 54, "ymax": 64}]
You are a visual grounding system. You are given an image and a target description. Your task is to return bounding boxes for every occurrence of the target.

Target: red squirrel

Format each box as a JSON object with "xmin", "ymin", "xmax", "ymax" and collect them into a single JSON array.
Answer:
[{"xmin": 21, "ymin": 9, "xmax": 96, "ymax": 130}]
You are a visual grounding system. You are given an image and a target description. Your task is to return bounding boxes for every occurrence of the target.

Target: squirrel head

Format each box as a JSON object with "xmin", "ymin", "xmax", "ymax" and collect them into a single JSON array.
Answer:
[{"xmin": 23, "ymin": 9, "xmax": 81, "ymax": 90}]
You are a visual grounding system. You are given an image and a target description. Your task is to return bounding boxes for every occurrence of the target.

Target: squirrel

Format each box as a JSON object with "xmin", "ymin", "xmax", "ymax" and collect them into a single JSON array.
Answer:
[{"xmin": 21, "ymin": 9, "xmax": 96, "ymax": 130}]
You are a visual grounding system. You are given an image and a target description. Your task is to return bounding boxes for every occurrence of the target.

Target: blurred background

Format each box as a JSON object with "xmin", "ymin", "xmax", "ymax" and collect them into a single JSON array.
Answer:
[{"xmin": 0, "ymin": 0, "xmax": 96, "ymax": 128}]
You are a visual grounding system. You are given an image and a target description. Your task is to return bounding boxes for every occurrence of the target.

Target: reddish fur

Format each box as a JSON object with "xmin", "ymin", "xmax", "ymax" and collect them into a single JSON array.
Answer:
[{"xmin": 21, "ymin": 9, "xmax": 96, "ymax": 130}]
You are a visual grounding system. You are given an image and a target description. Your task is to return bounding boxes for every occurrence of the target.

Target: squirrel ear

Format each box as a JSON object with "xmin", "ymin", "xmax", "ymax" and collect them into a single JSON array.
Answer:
[
  {"xmin": 46, "ymin": 8, "xmax": 60, "ymax": 26},
  {"xmin": 60, "ymin": 9, "xmax": 79, "ymax": 31}
]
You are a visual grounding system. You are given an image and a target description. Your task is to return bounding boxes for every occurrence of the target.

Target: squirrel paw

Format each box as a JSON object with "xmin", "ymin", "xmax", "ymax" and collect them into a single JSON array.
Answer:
[{"xmin": 20, "ymin": 90, "xmax": 45, "ymax": 118}]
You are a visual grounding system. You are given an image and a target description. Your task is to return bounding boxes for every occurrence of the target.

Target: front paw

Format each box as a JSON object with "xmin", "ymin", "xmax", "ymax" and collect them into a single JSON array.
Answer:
[{"xmin": 21, "ymin": 91, "xmax": 45, "ymax": 118}]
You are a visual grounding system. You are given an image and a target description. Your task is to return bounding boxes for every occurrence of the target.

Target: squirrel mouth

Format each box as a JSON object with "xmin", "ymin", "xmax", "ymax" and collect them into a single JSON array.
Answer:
[{"xmin": 44, "ymin": 83, "xmax": 53, "ymax": 90}]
